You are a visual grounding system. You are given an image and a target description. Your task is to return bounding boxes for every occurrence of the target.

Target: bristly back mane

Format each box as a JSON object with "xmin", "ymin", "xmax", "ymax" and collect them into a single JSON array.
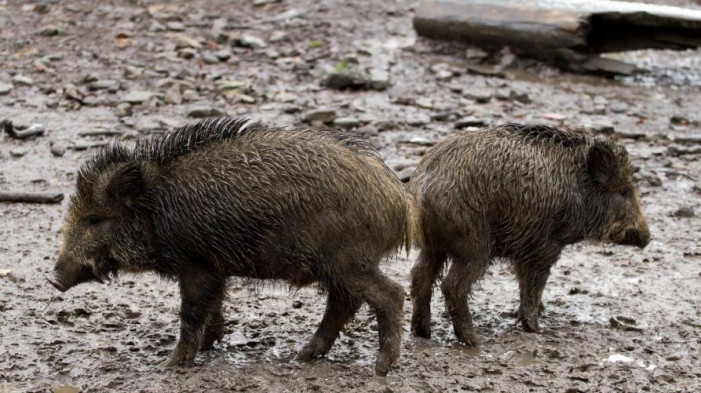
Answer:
[
  {"xmin": 495, "ymin": 123, "xmax": 591, "ymax": 149},
  {"xmin": 79, "ymin": 117, "xmax": 379, "ymax": 180}
]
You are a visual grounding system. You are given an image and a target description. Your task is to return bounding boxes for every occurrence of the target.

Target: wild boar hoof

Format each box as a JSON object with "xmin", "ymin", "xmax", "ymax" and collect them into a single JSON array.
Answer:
[
  {"xmin": 410, "ymin": 318, "xmax": 431, "ymax": 338},
  {"xmin": 297, "ymin": 338, "xmax": 331, "ymax": 361},
  {"xmin": 455, "ymin": 329, "xmax": 480, "ymax": 347},
  {"xmin": 165, "ymin": 345, "xmax": 197, "ymax": 367},
  {"xmin": 374, "ymin": 348, "xmax": 399, "ymax": 376}
]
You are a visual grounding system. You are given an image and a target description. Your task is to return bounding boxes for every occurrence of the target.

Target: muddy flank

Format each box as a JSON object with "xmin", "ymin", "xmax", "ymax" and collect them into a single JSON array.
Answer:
[{"xmin": 1, "ymin": 0, "xmax": 700, "ymax": 392}]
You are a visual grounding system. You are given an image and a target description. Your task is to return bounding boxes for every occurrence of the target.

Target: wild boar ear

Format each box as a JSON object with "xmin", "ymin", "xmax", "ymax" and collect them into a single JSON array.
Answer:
[
  {"xmin": 587, "ymin": 142, "xmax": 619, "ymax": 188},
  {"xmin": 106, "ymin": 163, "xmax": 143, "ymax": 209}
]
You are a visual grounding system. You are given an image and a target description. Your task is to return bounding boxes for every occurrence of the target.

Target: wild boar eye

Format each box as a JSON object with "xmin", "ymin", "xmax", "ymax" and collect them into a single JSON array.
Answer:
[{"xmin": 87, "ymin": 215, "xmax": 102, "ymax": 226}]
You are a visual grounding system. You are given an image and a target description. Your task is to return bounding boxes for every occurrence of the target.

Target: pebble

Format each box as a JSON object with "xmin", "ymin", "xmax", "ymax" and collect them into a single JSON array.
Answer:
[
  {"xmin": 304, "ymin": 109, "xmax": 336, "ymax": 123},
  {"xmin": 115, "ymin": 103, "xmax": 132, "ymax": 117},
  {"xmin": 10, "ymin": 148, "xmax": 27, "ymax": 157},
  {"xmin": 164, "ymin": 86, "xmax": 183, "ymax": 105},
  {"xmin": 368, "ymin": 70, "xmax": 390, "ymax": 90},
  {"xmin": 356, "ymin": 125, "xmax": 379, "ymax": 137},
  {"xmin": 166, "ymin": 21, "xmax": 185, "ymax": 32},
  {"xmin": 464, "ymin": 91, "xmax": 492, "ymax": 103},
  {"xmin": 510, "ymin": 89, "xmax": 532, "ymax": 104},
  {"xmin": 238, "ymin": 34, "xmax": 266, "ymax": 49},
  {"xmin": 0, "ymin": 82, "xmax": 12, "ymax": 95},
  {"xmin": 50, "ymin": 142, "xmax": 66, "ymax": 157},
  {"xmin": 37, "ymin": 25, "xmax": 59, "ymax": 36},
  {"xmin": 122, "ymin": 90, "xmax": 154, "ymax": 104},
  {"xmin": 395, "ymin": 167, "xmax": 415, "ymax": 183},
  {"xmin": 639, "ymin": 170, "xmax": 662, "ymax": 187},
  {"xmin": 178, "ymin": 48, "xmax": 197, "ymax": 59},
  {"xmin": 88, "ymin": 80, "xmax": 119, "ymax": 92},
  {"xmin": 406, "ymin": 113, "xmax": 431, "ymax": 126},
  {"xmin": 324, "ymin": 69, "xmax": 368, "ymax": 90},
  {"xmin": 11, "ymin": 75, "xmax": 34, "ymax": 86},
  {"xmin": 213, "ymin": 49, "xmax": 232, "ymax": 61},
  {"xmin": 455, "ymin": 116, "xmax": 487, "ymax": 129},
  {"xmin": 292, "ymin": 300, "xmax": 303, "ymax": 309},
  {"xmin": 202, "ymin": 52, "xmax": 219, "ymax": 64},
  {"xmin": 333, "ymin": 117, "xmax": 360, "ymax": 129},
  {"xmin": 673, "ymin": 206, "xmax": 694, "ymax": 218},
  {"xmin": 63, "ymin": 83, "xmax": 83, "ymax": 101},
  {"xmin": 216, "ymin": 79, "xmax": 247, "ymax": 95},
  {"xmin": 187, "ymin": 105, "xmax": 226, "ymax": 118}
]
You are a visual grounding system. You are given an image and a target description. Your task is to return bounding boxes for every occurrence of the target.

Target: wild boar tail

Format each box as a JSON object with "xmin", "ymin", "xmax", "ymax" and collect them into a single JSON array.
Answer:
[{"xmin": 404, "ymin": 190, "xmax": 424, "ymax": 255}]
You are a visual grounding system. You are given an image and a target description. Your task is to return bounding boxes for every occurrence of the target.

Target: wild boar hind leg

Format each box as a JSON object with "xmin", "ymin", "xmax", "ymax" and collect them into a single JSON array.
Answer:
[
  {"xmin": 441, "ymin": 245, "xmax": 489, "ymax": 347},
  {"xmin": 297, "ymin": 288, "xmax": 362, "ymax": 361},
  {"xmin": 166, "ymin": 271, "xmax": 226, "ymax": 367}
]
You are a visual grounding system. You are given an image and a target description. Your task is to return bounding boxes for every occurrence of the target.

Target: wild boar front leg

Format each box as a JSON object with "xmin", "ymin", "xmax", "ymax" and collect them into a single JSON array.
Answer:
[
  {"xmin": 200, "ymin": 288, "xmax": 226, "ymax": 351},
  {"xmin": 167, "ymin": 271, "xmax": 225, "ymax": 367},
  {"xmin": 514, "ymin": 255, "xmax": 557, "ymax": 333}
]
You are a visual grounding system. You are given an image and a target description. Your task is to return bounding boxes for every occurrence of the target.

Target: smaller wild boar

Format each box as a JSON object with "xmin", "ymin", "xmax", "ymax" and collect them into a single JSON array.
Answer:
[
  {"xmin": 49, "ymin": 118, "xmax": 414, "ymax": 376},
  {"xmin": 409, "ymin": 124, "xmax": 650, "ymax": 345}
]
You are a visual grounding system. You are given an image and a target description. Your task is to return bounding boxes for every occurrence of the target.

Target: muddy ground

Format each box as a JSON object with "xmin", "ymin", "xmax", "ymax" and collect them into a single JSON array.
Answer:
[{"xmin": 1, "ymin": 0, "xmax": 700, "ymax": 392}]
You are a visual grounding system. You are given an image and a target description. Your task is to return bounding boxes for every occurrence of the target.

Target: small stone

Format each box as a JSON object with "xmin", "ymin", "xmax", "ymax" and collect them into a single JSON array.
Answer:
[
  {"xmin": 292, "ymin": 300, "xmax": 303, "ymax": 309},
  {"xmin": 217, "ymin": 79, "xmax": 247, "ymax": 95},
  {"xmin": 274, "ymin": 92, "xmax": 297, "ymax": 103},
  {"xmin": 122, "ymin": 90, "xmax": 154, "ymax": 104},
  {"xmin": 673, "ymin": 206, "xmax": 694, "ymax": 218},
  {"xmin": 455, "ymin": 116, "xmax": 486, "ymax": 129},
  {"xmin": 178, "ymin": 48, "xmax": 197, "ymax": 59},
  {"xmin": 467, "ymin": 64, "xmax": 505, "ymax": 77},
  {"xmin": 395, "ymin": 167, "xmax": 415, "ymax": 183},
  {"xmin": 639, "ymin": 170, "xmax": 662, "ymax": 187},
  {"xmin": 237, "ymin": 94, "xmax": 256, "ymax": 104},
  {"xmin": 50, "ymin": 142, "xmax": 66, "ymax": 157},
  {"xmin": 510, "ymin": 89, "xmax": 532, "ymax": 104},
  {"xmin": 414, "ymin": 98, "xmax": 434, "ymax": 110},
  {"xmin": 124, "ymin": 66, "xmax": 143, "ymax": 80},
  {"xmin": 115, "ymin": 103, "xmax": 132, "ymax": 117},
  {"xmin": 166, "ymin": 21, "xmax": 185, "ymax": 32},
  {"xmin": 610, "ymin": 101, "xmax": 629, "ymax": 114},
  {"xmin": 164, "ymin": 86, "xmax": 183, "ymax": 105},
  {"xmin": 407, "ymin": 113, "xmax": 431, "ymax": 127},
  {"xmin": 149, "ymin": 20, "xmax": 167, "ymax": 32},
  {"xmin": 270, "ymin": 31, "xmax": 287, "ymax": 42},
  {"xmin": 435, "ymin": 70, "xmax": 453, "ymax": 80},
  {"xmin": 495, "ymin": 88, "xmax": 511, "ymax": 101},
  {"xmin": 324, "ymin": 68, "xmax": 368, "ymax": 90},
  {"xmin": 333, "ymin": 117, "xmax": 360, "ymax": 129},
  {"xmin": 63, "ymin": 83, "xmax": 83, "ymax": 101},
  {"xmin": 464, "ymin": 91, "xmax": 492, "ymax": 103},
  {"xmin": 11, "ymin": 75, "xmax": 34, "ymax": 86},
  {"xmin": 254, "ymin": 0, "xmax": 281, "ymax": 6},
  {"xmin": 368, "ymin": 70, "xmax": 390, "ymax": 90},
  {"xmin": 0, "ymin": 83, "xmax": 12, "ymax": 95},
  {"xmin": 88, "ymin": 80, "xmax": 119, "ymax": 92},
  {"xmin": 170, "ymin": 33, "xmax": 202, "ymax": 49},
  {"xmin": 37, "ymin": 25, "xmax": 59, "ymax": 36},
  {"xmin": 213, "ymin": 49, "xmax": 232, "ymax": 61},
  {"xmin": 187, "ymin": 105, "xmax": 226, "ymax": 118},
  {"xmin": 670, "ymin": 115, "xmax": 689, "ymax": 126},
  {"xmin": 182, "ymin": 89, "xmax": 199, "ymax": 102},
  {"xmin": 356, "ymin": 125, "xmax": 379, "ymax": 137},
  {"xmin": 304, "ymin": 109, "xmax": 336, "ymax": 123},
  {"xmin": 10, "ymin": 148, "xmax": 27, "ymax": 157},
  {"xmin": 202, "ymin": 52, "xmax": 219, "ymax": 64},
  {"xmin": 542, "ymin": 113, "xmax": 568, "ymax": 121},
  {"xmin": 237, "ymin": 34, "xmax": 266, "ymax": 49},
  {"xmin": 25, "ymin": 124, "xmax": 45, "ymax": 134}
]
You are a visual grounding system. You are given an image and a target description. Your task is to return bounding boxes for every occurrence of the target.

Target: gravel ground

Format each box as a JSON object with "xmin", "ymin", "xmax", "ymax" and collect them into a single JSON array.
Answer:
[{"xmin": 1, "ymin": 1, "xmax": 700, "ymax": 392}]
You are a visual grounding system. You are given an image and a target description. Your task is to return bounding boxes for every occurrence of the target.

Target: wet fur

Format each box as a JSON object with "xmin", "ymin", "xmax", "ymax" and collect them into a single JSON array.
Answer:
[
  {"xmin": 408, "ymin": 124, "xmax": 650, "ymax": 343},
  {"xmin": 58, "ymin": 118, "xmax": 413, "ymax": 375}
]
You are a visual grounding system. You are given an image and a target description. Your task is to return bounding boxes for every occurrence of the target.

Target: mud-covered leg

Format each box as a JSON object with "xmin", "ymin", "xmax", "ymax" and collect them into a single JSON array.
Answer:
[
  {"xmin": 441, "ymin": 256, "xmax": 486, "ymax": 346},
  {"xmin": 410, "ymin": 249, "xmax": 446, "ymax": 338},
  {"xmin": 351, "ymin": 268, "xmax": 405, "ymax": 376},
  {"xmin": 514, "ymin": 257, "xmax": 556, "ymax": 333},
  {"xmin": 297, "ymin": 289, "xmax": 361, "ymax": 361},
  {"xmin": 200, "ymin": 287, "xmax": 226, "ymax": 351},
  {"xmin": 167, "ymin": 272, "xmax": 225, "ymax": 367}
]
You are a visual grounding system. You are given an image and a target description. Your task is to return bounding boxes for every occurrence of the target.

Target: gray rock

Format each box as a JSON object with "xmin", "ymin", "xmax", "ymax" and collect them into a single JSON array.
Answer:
[
  {"xmin": 187, "ymin": 105, "xmax": 226, "ymax": 118},
  {"xmin": 50, "ymin": 142, "xmax": 66, "ymax": 157},
  {"xmin": 182, "ymin": 89, "xmax": 199, "ymax": 102},
  {"xmin": 304, "ymin": 109, "xmax": 336, "ymax": 123},
  {"xmin": 202, "ymin": 52, "xmax": 219, "ymax": 64},
  {"xmin": 122, "ymin": 90, "xmax": 154, "ymax": 104},
  {"xmin": 400, "ymin": 136, "xmax": 434, "ymax": 146},
  {"xmin": 11, "ymin": 75, "xmax": 33, "ymax": 86},
  {"xmin": 238, "ymin": 34, "xmax": 266, "ymax": 49},
  {"xmin": 166, "ymin": 21, "xmax": 185, "ymax": 32},
  {"xmin": 150, "ymin": 20, "xmax": 167, "ymax": 32},
  {"xmin": 464, "ymin": 90, "xmax": 492, "ymax": 103},
  {"xmin": 356, "ymin": 125, "xmax": 379, "ymax": 137},
  {"xmin": 88, "ymin": 80, "xmax": 119, "ymax": 92},
  {"xmin": 124, "ymin": 66, "xmax": 143, "ymax": 80},
  {"xmin": 0, "ymin": 83, "xmax": 12, "ymax": 95},
  {"xmin": 406, "ymin": 113, "xmax": 431, "ymax": 126},
  {"xmin": 395, "ymin": 166, "xmax": 416, "ymax": 183},
  {"xmin": 467, "ymin": 64, "xmax": 505, "ymax": 77},
  {"xmin": 324, "ymin": 68, "xmax": 368, "ymax": 90},
  {"xmin": 10, "ymin": 148, "xmax": 27, "ymax": 158},
  {"xmin": 369, "ymin": 70, "xmax": 390, "ymax": 90},
  {"xmin": 510, "ymin": 89, "xmax": 532, "ymax": 104},
  {"xmin": 673, "ymin": 206, "xmax": 694, "ymax": 218},
  {"xmin": 213, "ymin": 49, "xmax": 232, "ymax": 61},
  {"xmin": 610, "ymin": 100, "xmax": 629, "ymax": 114},
  {"xmin": 639, "ymin": 170, "xmax": 662, "ymax": 187},
  {"xmin": 164, "ymin": 86, "xmax": 183, "ymax": 105},
  {"xmin": 63, "ymin": 83, "xmax": 83, "ymax": 101},
  {"xmin": 455, "ymin": 116, "xmax": 487, "ymax": 129},
  {"xmin": 254, "ymin": 0, "xmax": 281, "ymax": 6},
  {"xmin": 115, "ymin": 103, "xmax": 132, "ymax": 117},
  {"xmin": 178, "ymin": 48, "xmax": 197, "ymax": 59},
  {"xmin": 37, "ymin": 25, "xmax": 59, "ymax": 36},
  {"xmin": 333, "ymin": 117, "xmax": 360, "ymax": 129}
]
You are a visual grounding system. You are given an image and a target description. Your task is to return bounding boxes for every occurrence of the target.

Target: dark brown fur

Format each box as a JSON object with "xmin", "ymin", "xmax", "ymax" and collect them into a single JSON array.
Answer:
[
  {"xmin": 409, "ymin": 124, "xmax": 650, "ymax": 344},
  {"xmin": 50, "ymin": 118, "xmax": 414, "ymax": 375}
]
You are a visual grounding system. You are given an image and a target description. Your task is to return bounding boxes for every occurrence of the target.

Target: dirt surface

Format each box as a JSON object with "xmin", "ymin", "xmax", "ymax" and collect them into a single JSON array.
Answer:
[{"xmin": 1, "ymin": 0, "xmax": 700, "ymax": 392}]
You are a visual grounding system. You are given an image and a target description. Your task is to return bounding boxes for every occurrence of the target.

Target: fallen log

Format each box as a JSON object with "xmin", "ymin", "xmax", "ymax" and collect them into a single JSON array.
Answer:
[
  {"xmin": 413, "ymin": 0, "xmax": 701, "ymax": 75},
  {"xmin": 0, "ymin": 192, "xmax": 65, "ymax": 204}
]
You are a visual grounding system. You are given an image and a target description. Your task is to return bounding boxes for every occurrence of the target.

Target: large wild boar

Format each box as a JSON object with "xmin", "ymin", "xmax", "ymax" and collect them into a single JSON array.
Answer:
[
  {"xmin": 409, "ymin": 124, "xmax": 650, "ymax": 345},
  {"xmin": 49, "ymin": 118, "xmax": 414, "ymax": 375}
]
